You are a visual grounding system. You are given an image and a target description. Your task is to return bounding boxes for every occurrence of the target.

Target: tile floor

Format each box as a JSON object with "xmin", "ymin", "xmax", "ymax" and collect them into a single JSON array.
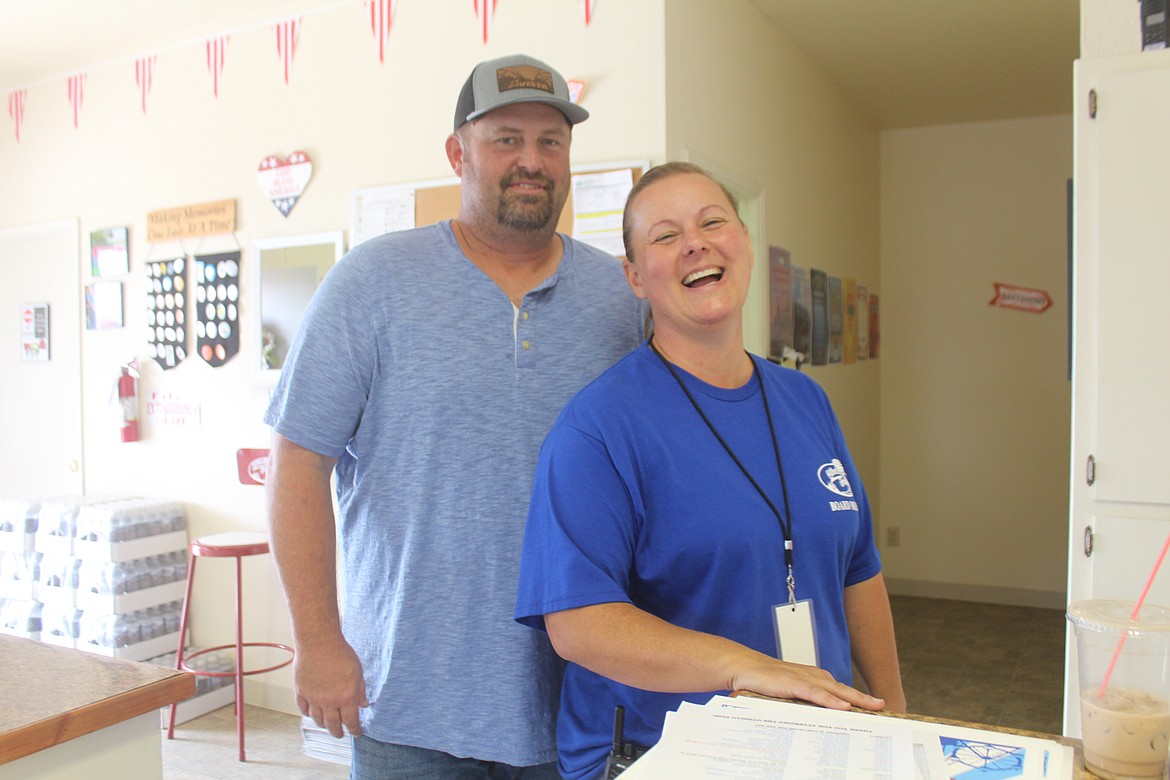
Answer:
[
  {"xmin": 162, "ymin": 595, "xmax": 1069, "ymax": 777},
  {"xmin": 889, "ymin": 594, "xmax": 1068, "ymax": 735},
  {"xmin": 162, "ymin": 704, "xmax": 348, "ymax": 779}
]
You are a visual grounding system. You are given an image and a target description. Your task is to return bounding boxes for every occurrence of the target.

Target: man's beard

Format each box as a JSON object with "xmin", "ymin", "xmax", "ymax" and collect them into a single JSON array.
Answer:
[{"xmin": 496, "ymin": 175, "xmax": 559, "ymax": 231}]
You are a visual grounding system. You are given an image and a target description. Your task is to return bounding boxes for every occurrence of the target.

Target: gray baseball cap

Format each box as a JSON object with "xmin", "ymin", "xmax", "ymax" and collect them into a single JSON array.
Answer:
[{"xmin": 453, "ymin": 53, "xmax": 589, "ymax": 131}]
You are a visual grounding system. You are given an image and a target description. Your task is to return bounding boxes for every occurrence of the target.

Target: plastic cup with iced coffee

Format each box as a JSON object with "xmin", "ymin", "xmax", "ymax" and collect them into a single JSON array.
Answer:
[{"xmin": 1068, "ymin": 600, "xmax": 1170, "ymax": 779}]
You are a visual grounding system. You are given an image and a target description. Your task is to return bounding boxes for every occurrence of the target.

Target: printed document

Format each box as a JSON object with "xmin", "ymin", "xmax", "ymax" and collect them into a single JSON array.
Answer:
[{"xmin": 617, "ymin": 695, "xmax": 1073, "ymax": 779}]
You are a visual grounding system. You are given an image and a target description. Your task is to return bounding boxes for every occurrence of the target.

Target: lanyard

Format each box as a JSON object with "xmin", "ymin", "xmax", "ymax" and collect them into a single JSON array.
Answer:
[{"xmin": 649, "ymin": 341, "xmax": 797, "ymax": 603}]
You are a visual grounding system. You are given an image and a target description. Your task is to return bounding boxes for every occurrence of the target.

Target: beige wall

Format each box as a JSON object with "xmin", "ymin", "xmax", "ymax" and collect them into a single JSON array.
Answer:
[
  {"xmin": 663, "ymin": 1, "xmax": 1074, "ymax": 608},
  {"xmin": 663, "ymin": 1, "xmax": 884, "ymax": 516},
  {"xmin": 0, "ymin": 0, "xmax": 668, "ymax": 712},
  {"xmin": 872, "ymin": 0, "xmax": 1142, "ymax": 607},
  {"xmin": 880, "ymin": 115, "xmax": 1073, "ymax": 606},
  {"xmin": 1, "ymin": 0, "xmax": 1095, "ymax": 712}
]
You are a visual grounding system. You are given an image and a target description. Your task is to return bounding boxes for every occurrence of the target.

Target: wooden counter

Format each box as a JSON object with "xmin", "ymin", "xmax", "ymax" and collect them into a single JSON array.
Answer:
[{"xmin": 0, "ymin": 634, "xmax": 194, "ymax": 774}]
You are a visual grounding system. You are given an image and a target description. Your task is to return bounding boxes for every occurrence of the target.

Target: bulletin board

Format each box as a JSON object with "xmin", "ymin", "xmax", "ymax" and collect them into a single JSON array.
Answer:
[{"xmin": 350, "ymin": 159, "xmax": 648, "ymax": 251}]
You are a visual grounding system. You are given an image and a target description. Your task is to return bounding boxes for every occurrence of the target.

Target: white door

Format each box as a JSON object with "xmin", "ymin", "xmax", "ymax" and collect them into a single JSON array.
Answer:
[
  {"xmin": 1065, "ymin": 50, "xmax": 1170, "ymax": 735},
  {"xmin": 0, "ymin": 219, "xmax": 84, "ymax": 497}
]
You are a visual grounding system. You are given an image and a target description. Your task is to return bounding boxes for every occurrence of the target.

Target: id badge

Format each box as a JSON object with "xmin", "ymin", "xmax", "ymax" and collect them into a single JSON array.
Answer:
[{"xmin": 772, "ymin": 599, "xmax": 818, "ymax": 667}]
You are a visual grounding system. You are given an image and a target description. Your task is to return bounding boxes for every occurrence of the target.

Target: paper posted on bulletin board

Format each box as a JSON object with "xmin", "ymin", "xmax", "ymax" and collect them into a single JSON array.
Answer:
[
  {"xmin": 570, "ymin": 168, "xmax": 632, "ymax": 257},
  {"xmin": 351, "ymin": 183, "xmax": 419, "ymax": 247},
  {"xmin": 349, "ymin": 161, "xmax": 646, "ymax": 253}
]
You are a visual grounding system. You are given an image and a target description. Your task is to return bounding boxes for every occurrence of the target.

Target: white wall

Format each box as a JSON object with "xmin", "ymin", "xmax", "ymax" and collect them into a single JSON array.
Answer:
[
  {"xmin": 0, "ymin": 0, "xmax": 667, "ymax": 712},
  {"xmin": 1081, "ymin": 0, "xmax": 1141, "ymax": 57},
  {"xmin": 880, "ymin": 115, "xmax": 1073, "ymax": 606}
]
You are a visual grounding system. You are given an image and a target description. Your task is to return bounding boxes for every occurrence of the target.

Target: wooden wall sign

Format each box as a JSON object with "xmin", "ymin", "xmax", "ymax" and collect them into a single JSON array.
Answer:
[{"xmin": 147, "ymin": 199, "xmax": 236, "ymax": 243}]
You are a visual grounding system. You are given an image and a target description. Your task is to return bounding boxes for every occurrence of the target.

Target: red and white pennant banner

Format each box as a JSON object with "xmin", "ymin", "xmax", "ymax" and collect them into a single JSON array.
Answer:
[
  {"xmin": 474, "ymin": 0, "xmax": 497, "ymax": 44},
  {"xmin": 67, "ymin": 74, "xmax": 85, "ymax": 129},
  {"xmin": 274, "ymin": 17, "xmax": 301, "ymax": 84},
  {"xmin": 135, "ymin": 55, "xmax": 157, "ymax": 114},
  {"xmin": 11, "ymin": 2, "xmax": 610, "ymax": 136},
  {"xmin": 567, "ymin": 79, "xmax": 585, "ymax": 105},
  {"xmin": 7, "ymin": 89, "xmax": 26, "ymax": 142},
  {"xmin": 206, "ymin": 36, "xmax": 229, "ymax": 97},
  {"xmin": 367, "ymin": 0, "xmax": 397, "ymax": 63}
]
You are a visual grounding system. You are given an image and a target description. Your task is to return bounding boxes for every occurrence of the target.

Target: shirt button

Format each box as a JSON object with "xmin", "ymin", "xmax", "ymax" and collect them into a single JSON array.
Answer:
[
  {"xmin": 522, "ymin": 340, "xmax": 531, "ymax": 350},
  {"xmin": 521, "ymin": 311, "xmax": 529, "ymax": 321}
]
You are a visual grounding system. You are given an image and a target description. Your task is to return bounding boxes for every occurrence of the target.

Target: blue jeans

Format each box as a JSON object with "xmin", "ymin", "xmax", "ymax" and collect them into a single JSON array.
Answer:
[{"xmin": 351, "ymin": 735, "xmax": 562, "ymax": 780}]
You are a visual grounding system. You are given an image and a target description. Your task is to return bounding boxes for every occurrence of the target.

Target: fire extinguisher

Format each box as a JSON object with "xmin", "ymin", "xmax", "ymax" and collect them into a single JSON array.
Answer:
[{"xmin": 118, "ymin": 362, "xmax": 140, "ymax": 443}]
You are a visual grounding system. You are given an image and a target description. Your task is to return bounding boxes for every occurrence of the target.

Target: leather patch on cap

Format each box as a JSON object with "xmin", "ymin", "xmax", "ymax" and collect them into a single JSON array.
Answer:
[{"xmin": 495, "ymin": 65, "xmax": 554, "ymax": 94}]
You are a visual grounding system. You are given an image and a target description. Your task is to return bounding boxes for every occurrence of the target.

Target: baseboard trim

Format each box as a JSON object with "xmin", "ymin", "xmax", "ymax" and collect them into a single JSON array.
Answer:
[
  {"xmin": 246, "ymin": 678, "xmax": 299, "ymax": 716},
  {"xmin": 884, "ymin": 578, "xmax": 1067, "ymax": 610}
]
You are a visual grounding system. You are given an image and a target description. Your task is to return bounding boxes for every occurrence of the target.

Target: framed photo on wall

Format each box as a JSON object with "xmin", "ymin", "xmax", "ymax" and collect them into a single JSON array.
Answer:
[
  {"xmin": 90, "ymin": 226, "xmax": 129, "ymax": 277},
  {"xmin": 85, "ymin": 281, "xmax": 123, "ymax": 330}
]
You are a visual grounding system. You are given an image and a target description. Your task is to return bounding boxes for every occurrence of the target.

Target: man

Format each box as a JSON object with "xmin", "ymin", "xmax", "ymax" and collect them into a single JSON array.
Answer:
[{"xmin": 264, "ymin": 54, "xmax": 645, "ymax": 779}]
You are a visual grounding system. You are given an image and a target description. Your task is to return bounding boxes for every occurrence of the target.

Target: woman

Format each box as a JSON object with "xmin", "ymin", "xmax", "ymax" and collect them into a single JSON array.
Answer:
[{"xmin": 515, "ymin": 162, "xmax": 905, "ymax": 780}]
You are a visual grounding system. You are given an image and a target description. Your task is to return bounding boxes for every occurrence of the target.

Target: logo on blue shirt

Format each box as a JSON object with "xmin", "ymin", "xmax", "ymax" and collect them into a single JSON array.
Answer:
[{"xmin": 817, "ymin": 459, "xmax": 853, "ymax": 497}]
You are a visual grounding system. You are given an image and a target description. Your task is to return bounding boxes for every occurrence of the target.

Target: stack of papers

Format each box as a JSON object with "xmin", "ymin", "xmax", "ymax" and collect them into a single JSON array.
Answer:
[
  {"xmin": 618, "ymin": 695, "xmax": 1074, "ymax": 779},
  {"xmin": 300, "ymin": 715, "xmax": 352, "ymax": 766}
]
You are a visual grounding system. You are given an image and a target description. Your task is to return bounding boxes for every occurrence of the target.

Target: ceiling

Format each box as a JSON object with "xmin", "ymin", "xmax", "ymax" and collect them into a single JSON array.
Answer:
[
  {"xmin": 749, "ymin": 0, "xmax": 1080, "ymax": 129},
  {"xmin": 0, "ymin": 0, "xmax": 1080, "ymax": 130}
]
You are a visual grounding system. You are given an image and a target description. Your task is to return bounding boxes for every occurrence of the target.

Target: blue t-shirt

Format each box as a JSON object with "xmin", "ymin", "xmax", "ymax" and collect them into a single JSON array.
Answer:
[
  {"xmin": 265, "ymin": 222, "xmax": 645, "ymax": 765},
  {"xmin": 515, "ymin": 344, "xmax": 881, "ymax": 779}
]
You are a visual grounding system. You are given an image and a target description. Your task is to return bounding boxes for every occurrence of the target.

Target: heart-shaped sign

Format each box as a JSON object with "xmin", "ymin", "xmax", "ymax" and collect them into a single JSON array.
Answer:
[{"xmin": 257, "ymin": 150, "xmax": 313, "ymax": 217}]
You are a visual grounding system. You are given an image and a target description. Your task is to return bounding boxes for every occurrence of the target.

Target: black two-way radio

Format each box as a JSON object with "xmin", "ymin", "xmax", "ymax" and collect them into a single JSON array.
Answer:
[{"xmin": 604, "ymin": 705, "xmax": 649, "ymax": 778}]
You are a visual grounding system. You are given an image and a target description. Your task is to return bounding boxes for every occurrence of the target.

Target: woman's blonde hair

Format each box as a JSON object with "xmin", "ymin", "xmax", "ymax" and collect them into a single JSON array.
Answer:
[{"xmin": 621, "ymin": 162, "xmax": 740, "ymax": 262}]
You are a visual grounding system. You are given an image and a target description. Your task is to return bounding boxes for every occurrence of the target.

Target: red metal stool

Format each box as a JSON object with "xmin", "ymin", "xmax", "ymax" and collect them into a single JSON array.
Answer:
[{"xmin": 166, "ymin": 531, "xmax": 294, "ymax": 761}]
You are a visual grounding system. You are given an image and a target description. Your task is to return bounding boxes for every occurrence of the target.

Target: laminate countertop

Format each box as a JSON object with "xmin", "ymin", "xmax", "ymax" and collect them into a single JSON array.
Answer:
[{"xmin": 0, "ymin": 634, "xmax": 194, "ymax": 765}]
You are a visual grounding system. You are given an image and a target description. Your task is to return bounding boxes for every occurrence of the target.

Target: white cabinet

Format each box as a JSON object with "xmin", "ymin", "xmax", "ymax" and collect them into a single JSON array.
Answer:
[{"xmin": 1065, "ymin": 49, "xmax": 1170, "ymax": 735}]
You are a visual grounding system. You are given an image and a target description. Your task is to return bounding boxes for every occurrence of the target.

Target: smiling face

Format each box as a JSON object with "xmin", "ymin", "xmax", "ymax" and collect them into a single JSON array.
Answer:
[
  {"xmin": 623, "ymin": 171, "xmax": 753, "ymax": 341},
  {"xmin": 448, "ymin": 102, "xmax": 572, "ymax": 236}
]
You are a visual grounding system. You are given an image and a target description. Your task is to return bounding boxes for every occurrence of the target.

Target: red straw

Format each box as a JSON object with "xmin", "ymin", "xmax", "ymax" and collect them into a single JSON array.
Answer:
[{"xmin": 1097, "ymin": 531, "xmax": 1170, "ymax": 698}]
